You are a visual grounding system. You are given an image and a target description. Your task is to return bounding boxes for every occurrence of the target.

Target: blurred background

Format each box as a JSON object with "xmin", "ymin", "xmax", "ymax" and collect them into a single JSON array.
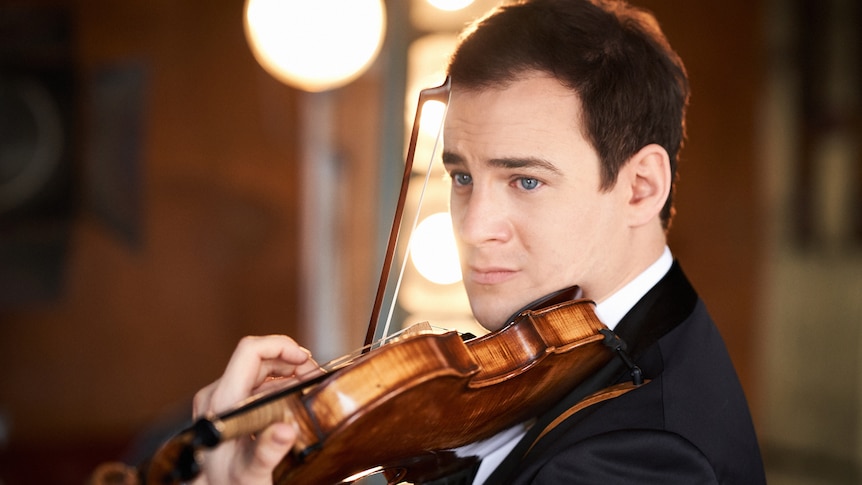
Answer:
[{"xmin": 0, "ymin": 0, "xmax": 859, "ymax": 483}]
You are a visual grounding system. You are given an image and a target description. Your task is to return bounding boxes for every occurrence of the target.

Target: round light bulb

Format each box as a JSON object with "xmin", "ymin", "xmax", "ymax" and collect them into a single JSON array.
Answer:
[
  {"xmin": 410, "ymin": 212, "xmax": 462, "ymax": 285},
  {"xmin": 244, "ymin": 0, "xmax": 386, "ymax": 92},
  {"xmin": 426, "ymin": 0, "xmax": 475, "ymax": 12},
  {"xmin": 419, "ymin": 99, "xmax": 446, "ymax": 138}
]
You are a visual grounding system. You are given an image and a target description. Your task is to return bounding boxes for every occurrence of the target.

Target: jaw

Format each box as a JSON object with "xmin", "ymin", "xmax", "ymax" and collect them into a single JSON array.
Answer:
[{"xmin": 465, "ymin": 278, "xmax": 555, "ymax": 332}]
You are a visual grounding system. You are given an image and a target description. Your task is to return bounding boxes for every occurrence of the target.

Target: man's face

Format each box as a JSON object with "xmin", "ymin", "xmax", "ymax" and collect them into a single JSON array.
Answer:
[{"xmin": 443, "ymin": 73, "xmax": 633, "ymax": 330}]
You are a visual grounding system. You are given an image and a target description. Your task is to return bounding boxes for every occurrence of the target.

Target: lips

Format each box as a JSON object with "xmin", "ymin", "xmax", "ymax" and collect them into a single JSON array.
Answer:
[{"xmin": 467, "ymin": 266, "xmax": 518, "ymax": 285}]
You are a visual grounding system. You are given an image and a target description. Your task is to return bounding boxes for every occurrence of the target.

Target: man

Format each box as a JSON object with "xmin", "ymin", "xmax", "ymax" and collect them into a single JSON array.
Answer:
[{"xmin": 192, "ymin": 0, "xmax": 765, "ymax": 483}]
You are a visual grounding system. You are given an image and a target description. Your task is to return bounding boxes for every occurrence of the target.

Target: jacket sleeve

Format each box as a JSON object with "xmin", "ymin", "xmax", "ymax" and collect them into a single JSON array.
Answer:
[{"xmin": 531, "ymin": 428, "xmax": 719, "ymax": 484}]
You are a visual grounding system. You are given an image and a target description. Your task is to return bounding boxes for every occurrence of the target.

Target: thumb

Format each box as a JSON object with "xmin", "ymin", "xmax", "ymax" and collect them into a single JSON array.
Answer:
[{"xmin": 244, "ymin": 422, "xmax": 297, "ymax": 480}]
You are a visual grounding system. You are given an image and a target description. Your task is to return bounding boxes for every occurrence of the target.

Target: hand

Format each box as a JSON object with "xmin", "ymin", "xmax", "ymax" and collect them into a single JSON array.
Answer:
[{"xmin": 190, "ymin": 335, "xmax": 320, "ymax": 485}]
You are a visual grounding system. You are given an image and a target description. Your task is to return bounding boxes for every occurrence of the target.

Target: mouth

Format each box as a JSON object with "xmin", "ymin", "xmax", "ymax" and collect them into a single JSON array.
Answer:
[{"xmin": 467, "ymin": 266, "xmax": 518, "ymax": 285}]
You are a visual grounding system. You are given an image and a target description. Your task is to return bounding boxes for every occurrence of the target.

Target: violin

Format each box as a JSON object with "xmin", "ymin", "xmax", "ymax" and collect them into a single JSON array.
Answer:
[
  {"xmin": 92, "ymin": 290, "xmax": 613, "ymax": 485},
  {"xmin": 90, "ymin": 79, "xmax": 626, "ymax": 484}
]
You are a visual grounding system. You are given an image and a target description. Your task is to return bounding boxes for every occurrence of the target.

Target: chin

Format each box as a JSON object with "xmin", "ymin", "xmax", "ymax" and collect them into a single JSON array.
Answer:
[{"xmin": 470, "ymin": 300, "xmax": 520, "ymax": 333}]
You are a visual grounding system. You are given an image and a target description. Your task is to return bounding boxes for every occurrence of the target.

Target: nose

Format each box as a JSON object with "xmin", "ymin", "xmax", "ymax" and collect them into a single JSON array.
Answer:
[{"xmin": 451, "ymin": 185, "xmax": 511, "ymax": 248}]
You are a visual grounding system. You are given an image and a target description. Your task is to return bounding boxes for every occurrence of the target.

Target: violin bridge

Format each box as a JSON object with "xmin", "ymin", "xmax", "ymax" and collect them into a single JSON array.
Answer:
[{"xmin": 389, "ymin": 321, "xmax": 435, "ymax": 343}]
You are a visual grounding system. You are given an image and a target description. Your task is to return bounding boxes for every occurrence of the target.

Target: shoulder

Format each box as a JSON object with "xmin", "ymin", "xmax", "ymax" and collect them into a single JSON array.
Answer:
[
  {"xmin": 531, "ymin": 428, "xmax": 718, "ymax": 484},
  {"xmin": 515, "ymin": 299, "xmax": 766, "ymax": 484}
]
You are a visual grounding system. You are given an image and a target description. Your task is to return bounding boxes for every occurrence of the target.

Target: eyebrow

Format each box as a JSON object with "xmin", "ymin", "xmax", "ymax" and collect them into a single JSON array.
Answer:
[{"xmin": 442, "ymin": 151, "xmax": 563, "ymax": 175}]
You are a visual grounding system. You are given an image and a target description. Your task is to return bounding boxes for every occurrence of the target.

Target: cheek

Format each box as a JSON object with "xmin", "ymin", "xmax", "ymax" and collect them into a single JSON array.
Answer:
[
  {"xmin": 449, "ymin": 207, "xmax": 467, "ymax": 249},
  {"xmin": 448, "ymin": 191, "xmax": 467, "ymax": 225},
  {"xmin": 523, "ymin": 204, "xmax": 599, "ymax": 265},
  {"xmin": 517, "ymin": 216, "xmax": 570, "ymax": 268}
]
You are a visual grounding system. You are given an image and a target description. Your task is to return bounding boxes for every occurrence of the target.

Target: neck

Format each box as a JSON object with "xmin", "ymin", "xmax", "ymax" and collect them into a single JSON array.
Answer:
[{"xmin": 586, "ymin": 224, "xmax": 668, "ymax": 305}]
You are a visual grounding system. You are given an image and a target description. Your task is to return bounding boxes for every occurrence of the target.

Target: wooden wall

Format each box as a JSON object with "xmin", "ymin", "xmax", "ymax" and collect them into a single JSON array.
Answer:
[
  {"xmin": 1, "ymin": 0, "xmax": 307, "ymax": 482},
  {"xmin": 641, "ymin": 0, "xmax": 765, "ymax": 412}
]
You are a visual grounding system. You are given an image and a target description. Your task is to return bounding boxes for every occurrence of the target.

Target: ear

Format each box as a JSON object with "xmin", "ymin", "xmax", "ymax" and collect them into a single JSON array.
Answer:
[{"xmin": 622, "ymin": 143, "xmax": 671, "ymax": 228}]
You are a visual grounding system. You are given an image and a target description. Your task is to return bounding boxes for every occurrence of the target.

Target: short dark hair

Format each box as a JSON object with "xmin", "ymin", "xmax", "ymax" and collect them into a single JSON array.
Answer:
[{"xmin": 447, "ymin": 0, "xmax": 690, "ymax": 228}]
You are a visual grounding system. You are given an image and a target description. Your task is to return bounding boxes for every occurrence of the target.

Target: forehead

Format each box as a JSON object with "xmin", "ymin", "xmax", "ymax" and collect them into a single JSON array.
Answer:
[{"xmin": 443, "ymin": 74, "xmax": 586, "ymax": 156}]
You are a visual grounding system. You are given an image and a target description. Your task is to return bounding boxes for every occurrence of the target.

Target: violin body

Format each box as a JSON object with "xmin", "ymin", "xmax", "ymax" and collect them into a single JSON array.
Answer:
[{"xmin": 270, "ymin": 297, "xmax": 612, "ymax": 484}]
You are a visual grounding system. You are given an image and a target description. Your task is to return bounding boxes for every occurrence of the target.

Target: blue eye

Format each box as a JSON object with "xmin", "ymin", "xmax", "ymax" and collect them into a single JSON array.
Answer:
[
  {"xmin": 453, "ymin": 173, "xmax": 472, "ymax": 186},
  {"xmin": 519, "ymin": 177, "xmax": 540, "ymax": 190}
]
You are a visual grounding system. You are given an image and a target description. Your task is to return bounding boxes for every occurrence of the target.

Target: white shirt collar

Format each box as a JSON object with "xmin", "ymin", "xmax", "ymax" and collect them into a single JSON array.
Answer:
[{"xmin": 593, "ymin": 245, "xmax": 673, "ymax": 330}]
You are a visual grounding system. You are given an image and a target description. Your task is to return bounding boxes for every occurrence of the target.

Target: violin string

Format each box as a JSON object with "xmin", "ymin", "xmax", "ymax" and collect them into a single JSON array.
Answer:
[
  {"xmin": 314, "ymin": 323, "xmax": 447, "ymax": 374},
  {"xmin": 378, "ymin": 97, "xmax": 450, "ymax": 347}
]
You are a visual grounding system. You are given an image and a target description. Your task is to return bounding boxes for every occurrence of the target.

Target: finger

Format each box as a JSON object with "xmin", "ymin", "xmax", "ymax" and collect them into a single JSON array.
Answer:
[
  {"xmin": 248, "ymin": 359, "xmax": 327, "ymax": 403},
  {"xmin": 192, "ymin": 379, "xmax": 221, "ymax": 419},
  {"xmin": 228, "ymin": 336, "xmax": 310, "ymax": 378},
  {"xmin": 293, "ymin": 355, "xmax": 322, "ymax": 379},
  {"xmin": 231, "ymin": 335, "xmax": 309, "ymax": 365},
  {"xmin": 240, "ymin": 422, "xmax": 297, "ymax": 482},
  {"xmin": 214, "ymin": 336, "xmax": 311, "ymax": 407},
  {"xmin": 251, "ymin": 356, "xmax": 316, "ymax": 384}
]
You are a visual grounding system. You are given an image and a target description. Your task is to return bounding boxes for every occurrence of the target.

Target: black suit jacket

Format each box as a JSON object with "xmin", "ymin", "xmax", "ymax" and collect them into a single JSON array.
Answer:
[{"xmin": 484, "ymin": 261, "xmax": 765, "ymax": 484}]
